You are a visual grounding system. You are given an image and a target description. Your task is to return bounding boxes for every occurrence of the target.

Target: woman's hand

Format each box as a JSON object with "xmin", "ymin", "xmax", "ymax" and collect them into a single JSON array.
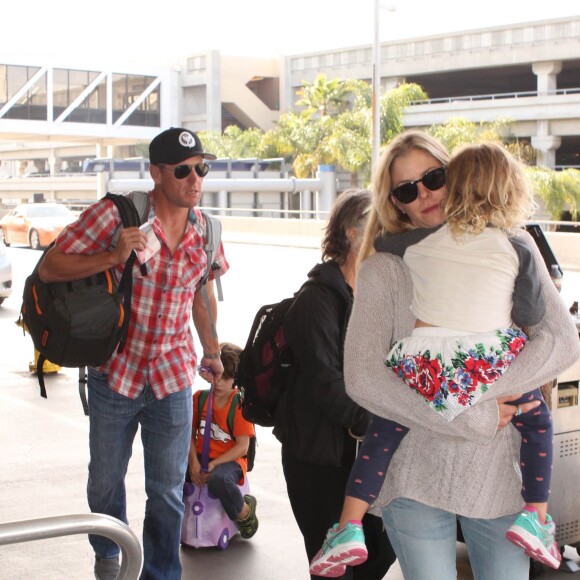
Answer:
[{"xmin": 496, "ymin": 393, "xmax": 541, "ymax": 430}]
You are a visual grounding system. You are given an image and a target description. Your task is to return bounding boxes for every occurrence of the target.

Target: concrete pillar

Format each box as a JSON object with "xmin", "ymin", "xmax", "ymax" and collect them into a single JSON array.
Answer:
[
  {"xmin": 532, "ymin": 61, "xmax": 562, "ymax": 96},
  {"xmin": 301, "ymin": 189, "xmax": 312, "ymax": 219},
  {"xmin": 532, "ymin": 133, "xmax": 561, "ymax": 169},
  {"xmin": 384, "ymin": 76, "xmax": 405, "ymax": 92},
  {"xmin": 217, "ymin": 190, "xmax": 228, "ymax": 215},
  {"xmin": 48, "ymin": 155, "xmax": 56, "ymax": 177},
  {"xmin": 316, "ymin": 165, "xmax": 337, "ymax": 218},
  {"xmin": 206, "ymin": 51, "xmax": 222, "ymax": 132}
]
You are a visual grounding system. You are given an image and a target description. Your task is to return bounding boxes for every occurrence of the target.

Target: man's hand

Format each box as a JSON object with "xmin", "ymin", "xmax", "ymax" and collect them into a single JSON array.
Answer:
[
  {"xmin": 111, "ymin": 227, "xmax": 147, "ymax": 265},
  {"xmin": 199, "ymin": 357, "xmax": 224, "ymax": 383}
]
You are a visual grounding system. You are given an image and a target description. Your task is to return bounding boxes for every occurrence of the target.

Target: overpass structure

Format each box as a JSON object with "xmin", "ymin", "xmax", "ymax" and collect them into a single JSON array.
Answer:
[
  {"xmin": 0, "ymin": 16, "xmax": 578, "ymax": 207},
  {"xmin": 285, "ymin": 16, "xmax": 580, "ymax": 169}
]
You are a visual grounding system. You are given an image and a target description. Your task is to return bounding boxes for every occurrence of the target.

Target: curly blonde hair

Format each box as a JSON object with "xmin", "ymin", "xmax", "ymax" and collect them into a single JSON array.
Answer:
[
  {"xmin": 444, "ymin": 142, "xmax": 536, "ymax": 239},
  {"xmin": 359, "ymin": 130, "xmax": 450, "ymax": 264}
]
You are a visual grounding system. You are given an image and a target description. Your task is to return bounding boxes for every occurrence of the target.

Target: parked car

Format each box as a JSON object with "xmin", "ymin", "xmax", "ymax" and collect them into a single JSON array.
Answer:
[
  {"xmin": 0, "ymin": 241, "xmax": 12, "ymax": 306},
  {"xmin": 0, "ymin": 203, "xmax": 76, "ymax": 249}
]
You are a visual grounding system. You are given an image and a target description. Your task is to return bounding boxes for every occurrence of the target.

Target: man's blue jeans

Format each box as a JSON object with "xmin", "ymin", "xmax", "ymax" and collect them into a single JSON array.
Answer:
[
  {"xmin": 382, "ymin": 498, "xmax": 529, "ymax": 580},
  {"xmin": 87, "ymin": 368, "xmax": 192, "ymax": 580}
]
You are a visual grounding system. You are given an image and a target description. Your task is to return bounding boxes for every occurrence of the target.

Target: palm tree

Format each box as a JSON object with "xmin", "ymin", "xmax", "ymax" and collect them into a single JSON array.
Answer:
[
  {"xmin": 199, "ymin": 126, "xmax": 264, "ymax": 159},
  {"xmin": 295, "ymin": 74, "xmax": 354, "ymax": 118},
  {"xmin": 528, "ymin": 167, "xmax": 580, "ymax": 220},
  {"xmin": 380, "ymin": 83, "xmax": 427, "ymax": 144}
]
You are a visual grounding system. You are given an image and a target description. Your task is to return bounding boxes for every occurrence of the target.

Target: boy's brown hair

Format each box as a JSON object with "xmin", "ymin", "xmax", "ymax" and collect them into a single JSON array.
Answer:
[{"xmin": 220, "ymin": 342, "xmax": 242, "ymax": 380}]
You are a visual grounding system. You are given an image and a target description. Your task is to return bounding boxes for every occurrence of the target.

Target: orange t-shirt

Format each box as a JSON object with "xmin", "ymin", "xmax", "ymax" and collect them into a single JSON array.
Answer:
[{"xmin": 193, "ymin": 389, "xmax": 255, "ymax": 479}]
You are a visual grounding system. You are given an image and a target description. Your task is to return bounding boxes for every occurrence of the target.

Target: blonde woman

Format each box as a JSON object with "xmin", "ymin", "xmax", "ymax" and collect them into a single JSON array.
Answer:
[{"xmin": 310, "ymin": 134, "xmax": 580, "ymax": 580}]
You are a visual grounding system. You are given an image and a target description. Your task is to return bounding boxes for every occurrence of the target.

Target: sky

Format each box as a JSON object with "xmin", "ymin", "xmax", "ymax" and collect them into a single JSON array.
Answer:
[{"xmin": 4, "ymin": 1, "xmax": 579, "ymax": 68}]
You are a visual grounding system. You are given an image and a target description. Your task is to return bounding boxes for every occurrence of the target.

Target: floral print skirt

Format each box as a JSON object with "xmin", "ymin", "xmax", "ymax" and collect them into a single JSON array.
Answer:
[{"xmin": 385, "ymin": 326, "xmax": 528, "ymax": 421}]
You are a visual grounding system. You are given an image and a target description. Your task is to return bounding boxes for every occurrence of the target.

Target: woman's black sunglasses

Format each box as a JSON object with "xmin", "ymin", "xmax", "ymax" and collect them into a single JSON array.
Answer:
[
  {"xmin": 391, "ymin": 166, "xmax": 446, "ymax": 204},
  {"xmin": 159, "ymin": 163, "xmax": 210, "ymax": 180}
]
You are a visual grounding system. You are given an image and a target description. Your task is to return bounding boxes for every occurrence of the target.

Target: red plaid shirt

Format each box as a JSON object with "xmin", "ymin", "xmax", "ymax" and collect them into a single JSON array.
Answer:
[{"xmin": 55, "ymin": 191, "xmax": 229, "ymax": 399}]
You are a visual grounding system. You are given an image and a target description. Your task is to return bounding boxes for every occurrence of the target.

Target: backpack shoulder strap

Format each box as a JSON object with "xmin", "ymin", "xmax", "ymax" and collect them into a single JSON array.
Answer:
[
  {"xmin": 105, "ymin": 192, "xmax": 142, "ymax": 228},
  {"xmin": 107, "ymin": 191, "xmax": 148, "ymax": 247},
  {"xmin": 127, "ymin": 190, "xmax": 150, "ymax": 224},
  {"xmin": 225, "ymin": 394, "xmax": 239, "ymax": 437},
  {"xmin": 102, "ymin": 192, "xmax": 144, "ymax": 353},
  {"xmin": 197, "ymin": 389, "xmax": 210, "ymax": 429},
  {"xmin": 199, "ymin": 210, "xmax": 223, "ymax": 300},
  {"xmin": 197, "ymin": 211, "xmax": 223, "ymax": 339}
]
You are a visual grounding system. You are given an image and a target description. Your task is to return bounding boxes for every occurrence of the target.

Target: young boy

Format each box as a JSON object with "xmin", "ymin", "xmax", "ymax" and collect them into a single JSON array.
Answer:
[{"xmin": 188, "ymin": 342, "xmax": 258, "ymax": 539}]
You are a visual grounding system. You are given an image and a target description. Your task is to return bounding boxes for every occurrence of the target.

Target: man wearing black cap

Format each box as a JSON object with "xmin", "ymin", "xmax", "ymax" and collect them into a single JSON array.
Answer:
[{"xmin": 39, "ymin": 128, "xmax": 228, "ymax": 580}]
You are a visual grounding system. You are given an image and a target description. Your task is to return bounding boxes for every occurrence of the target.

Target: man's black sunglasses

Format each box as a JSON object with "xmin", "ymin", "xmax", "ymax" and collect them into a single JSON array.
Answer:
[
  {"xmin": 391, "ymin": 166, "xmax": 446, "ymax": 204},
  {"xmin": 159, "ymin": 163, "xmax": 210, "ymax": 180}
]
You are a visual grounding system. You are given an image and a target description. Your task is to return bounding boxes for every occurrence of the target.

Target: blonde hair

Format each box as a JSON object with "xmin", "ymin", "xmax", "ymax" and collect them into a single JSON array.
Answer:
[
  {"xmin": 444, "ymin": 142, "xmax": 536, "ymax": 238},
  {"xmin": 359, "ymin": 130, "xmax": 450, "ymax": 264}
]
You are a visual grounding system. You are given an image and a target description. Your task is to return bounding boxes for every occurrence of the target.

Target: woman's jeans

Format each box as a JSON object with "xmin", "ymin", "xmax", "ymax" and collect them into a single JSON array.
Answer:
[
  {"xmin": 87, "ymin": 368, "xmax": 192, "ymax": 580},
  {"xmin": 382, "ymin": 498, "xmax": 529, "ymax": 580}
]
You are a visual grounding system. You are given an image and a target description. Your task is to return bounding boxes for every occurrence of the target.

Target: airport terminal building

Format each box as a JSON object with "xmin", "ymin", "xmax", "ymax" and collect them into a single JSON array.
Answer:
[{"xmin": 0, "ymin": 15, "xmax": 578, "ymax": 203}]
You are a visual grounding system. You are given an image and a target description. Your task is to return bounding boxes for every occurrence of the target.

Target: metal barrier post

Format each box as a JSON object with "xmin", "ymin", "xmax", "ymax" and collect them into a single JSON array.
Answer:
[{"xmin": 0, "ymin": 513, "xmax": 142, "ymax": 579}]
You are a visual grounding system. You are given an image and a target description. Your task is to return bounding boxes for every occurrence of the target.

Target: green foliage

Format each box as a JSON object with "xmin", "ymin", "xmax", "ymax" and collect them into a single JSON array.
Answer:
[
  {"xmin": 329, "ymin": 108, "xmax": 372, "ymax": 185},
  {"xmin": 295, "ymin": 74, "xmax": 354, "ymax": 118},
  {"xmin": 198, "ymin": 79, "xmax": 423, "ymax": 182},
  {"xmin": 429, "ymin": 118, "xmax": 481, "ymax": 152},
  {"xmin": 528, "ymin": 167, "xmax": 580, "ymax": 220},
  {"xmin": 198, "ymin": 126, "xmax": 264, "ymax": 159},
  {"xmin": 195, "ymin": 78, "xmax": 579, "ymax": 219},
  {"xmin": 429, "ymin": 117, "xmax": 578, "ymax": 218},
  {"xmin": 380, "ymin": 83, "xmax": 427, "ymax": 143},
  {"xmin": 428, "ymin": 117, "xmax": 526, "ymax": 155},
  {"xmin": 135, "ymin": 143, "xmax": 149, "ymax": 158}
]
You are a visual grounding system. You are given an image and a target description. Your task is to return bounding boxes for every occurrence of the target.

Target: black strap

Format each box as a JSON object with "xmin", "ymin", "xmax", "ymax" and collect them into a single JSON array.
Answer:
[
  {"xmin": 104, "ymin": 193, "xmax": 143, "ymax": 355},
  {"xmin": 78, "ymin": 366, "xmax": 89, "ymax": 416},
  {"xmin": 105, "ymin": 192, "xmax": 141, "ymax": 228},
  {"xmin": 37, "ymin": 354, "xmax": 47, "ymax": 399}
]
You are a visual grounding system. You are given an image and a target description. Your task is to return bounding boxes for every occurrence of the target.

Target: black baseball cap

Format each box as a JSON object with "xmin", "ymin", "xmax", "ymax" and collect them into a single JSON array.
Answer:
[{"xmin": 149, "ymin": 127, "xmax": 217, "ymax": 165}]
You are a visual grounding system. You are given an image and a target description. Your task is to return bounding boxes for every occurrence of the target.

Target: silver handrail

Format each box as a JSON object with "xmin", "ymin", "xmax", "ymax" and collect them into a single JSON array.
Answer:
[{"xmin": 0, "ymin": 513, "xmax": 142, "ymax": 579}]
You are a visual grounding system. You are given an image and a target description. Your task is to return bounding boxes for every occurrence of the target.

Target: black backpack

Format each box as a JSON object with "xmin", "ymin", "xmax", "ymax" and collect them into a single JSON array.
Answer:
[
  {"xmin": 196, "ymin": 389, "xmax": 256, "ymax": 472},
  {"xmin": 19, "ymin": 192, "xmax": 223, "ymax": 411},
  {"xmin": 234, "ymin": 282, "xmax": 310, "ymax": 428}
]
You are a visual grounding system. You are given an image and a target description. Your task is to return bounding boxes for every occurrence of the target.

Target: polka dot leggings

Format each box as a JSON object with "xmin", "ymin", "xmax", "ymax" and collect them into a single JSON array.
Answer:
[{"xmin": 346, "ymin": 387, "xmax": 553, "ymax": 504}]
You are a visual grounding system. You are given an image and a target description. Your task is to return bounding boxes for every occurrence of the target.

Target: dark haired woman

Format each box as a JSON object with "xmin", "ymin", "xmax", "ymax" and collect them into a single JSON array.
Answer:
[{"xmin": 274, "ymin": 189, "xmax": 396, "ymax": 580}]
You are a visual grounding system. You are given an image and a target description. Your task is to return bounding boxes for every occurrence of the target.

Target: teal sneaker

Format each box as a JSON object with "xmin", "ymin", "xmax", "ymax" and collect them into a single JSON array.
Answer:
[
  {"xmin": 506, "ymin": 507, "xmax": 561, "ymax": 570},
  {"xmin": 309, "ymin": 521, "xmax": 368, "ymax": 578}
]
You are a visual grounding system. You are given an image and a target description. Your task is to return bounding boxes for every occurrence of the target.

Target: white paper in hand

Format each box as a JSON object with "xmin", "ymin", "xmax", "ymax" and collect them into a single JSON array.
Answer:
[{"xmin": 136, "ymin": 221, "xmax": 161, "ymax": 264}]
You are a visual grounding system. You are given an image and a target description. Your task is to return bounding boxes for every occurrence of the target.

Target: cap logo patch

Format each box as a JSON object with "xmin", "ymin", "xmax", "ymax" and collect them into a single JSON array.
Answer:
[{"xmin": 179, "ymin": 131, "xmax": 195, "ymax": 148}]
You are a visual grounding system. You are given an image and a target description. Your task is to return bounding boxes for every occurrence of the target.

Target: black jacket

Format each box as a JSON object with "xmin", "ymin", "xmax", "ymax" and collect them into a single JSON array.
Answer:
[{"xmin": 275, "ymin": 260, "xmax": 370, "ymax": 466}]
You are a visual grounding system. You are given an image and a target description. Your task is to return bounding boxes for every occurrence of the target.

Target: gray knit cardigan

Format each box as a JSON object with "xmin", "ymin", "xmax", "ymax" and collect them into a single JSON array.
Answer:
[{"xmin": 345, "ymin": 229, "xmax": 580, "ymax": 519}]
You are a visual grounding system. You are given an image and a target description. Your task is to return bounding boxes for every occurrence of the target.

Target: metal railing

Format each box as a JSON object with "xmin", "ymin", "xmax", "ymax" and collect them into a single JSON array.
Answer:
[
  {"xmin": 0, "ymin": 513, "xmax": 142, "ymax": 579},
  {"xmin": 530, "ymin": 219, "xmax": 580, "ymax": 231},
  {"xmin": 410, "ymin": 87, "xmax": 580, "ymax": 106}
]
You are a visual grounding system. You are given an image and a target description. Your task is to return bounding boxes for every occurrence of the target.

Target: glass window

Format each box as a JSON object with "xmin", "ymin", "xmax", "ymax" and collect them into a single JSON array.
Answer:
[
  {"xmin": 0, "ymin": 65, "xmax": 47, "ymax": 120},
  {"xmin": 112, "ymin": 74, "xmax": 160, "ymax": 127}
]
